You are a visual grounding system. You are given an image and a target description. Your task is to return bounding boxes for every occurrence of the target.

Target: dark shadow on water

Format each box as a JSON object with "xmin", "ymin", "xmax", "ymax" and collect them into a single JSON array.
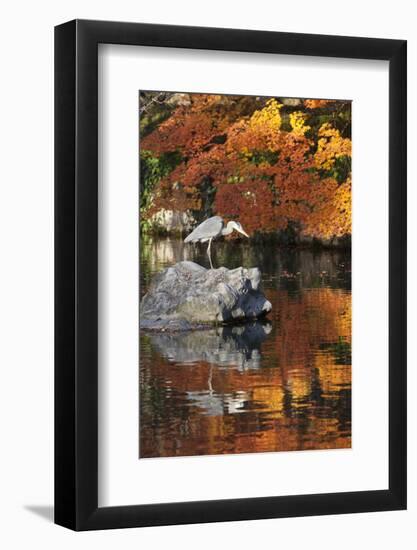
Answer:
[{"xmin": 24, "ymin": 505, "xmax": 54, "ymax": 523}]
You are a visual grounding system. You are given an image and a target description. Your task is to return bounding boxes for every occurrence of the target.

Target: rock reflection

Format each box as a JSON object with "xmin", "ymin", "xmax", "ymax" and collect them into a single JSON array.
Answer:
[{"xmin": 146, "ymin": 322, "xmax": 272, "ymax": 371}]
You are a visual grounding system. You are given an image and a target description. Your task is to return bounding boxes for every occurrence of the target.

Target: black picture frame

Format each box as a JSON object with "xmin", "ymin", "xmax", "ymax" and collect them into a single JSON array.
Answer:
[{"xmin": 55, "ymin": 19, "xmax": 407, "ymax": 531}]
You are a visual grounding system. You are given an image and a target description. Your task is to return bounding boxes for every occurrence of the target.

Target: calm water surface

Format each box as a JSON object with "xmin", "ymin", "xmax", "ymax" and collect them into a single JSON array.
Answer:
[{"xmin": 139, "ymin": 236, "xmax": 351, "ymax": 458}]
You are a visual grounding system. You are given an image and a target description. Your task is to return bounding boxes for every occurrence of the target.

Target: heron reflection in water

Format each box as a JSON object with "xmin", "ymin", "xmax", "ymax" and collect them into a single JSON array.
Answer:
[{"xmin": 184, "ymin": 215, "xmax": 249, "ymax": 269}]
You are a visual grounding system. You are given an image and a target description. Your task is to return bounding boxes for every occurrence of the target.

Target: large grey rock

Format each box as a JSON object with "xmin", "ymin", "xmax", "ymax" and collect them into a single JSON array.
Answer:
[{"xmin": 140, "ymin": 261, "xmax": 272, "ymax": 331}]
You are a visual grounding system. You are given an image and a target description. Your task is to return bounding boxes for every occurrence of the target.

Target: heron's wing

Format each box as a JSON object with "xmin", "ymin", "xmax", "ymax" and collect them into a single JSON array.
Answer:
[{"xmin": 184, "ymin": 216, "xmax": 223, "ymax": 243}]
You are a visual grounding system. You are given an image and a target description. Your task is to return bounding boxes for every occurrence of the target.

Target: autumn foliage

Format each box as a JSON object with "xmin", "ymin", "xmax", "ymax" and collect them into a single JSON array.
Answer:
[{"xmin": 140, "ymin": 93, "xmax": 352, "ymax": 242}]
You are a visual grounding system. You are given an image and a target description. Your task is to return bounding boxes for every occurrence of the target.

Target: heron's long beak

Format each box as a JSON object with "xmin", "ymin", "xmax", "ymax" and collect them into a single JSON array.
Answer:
[{"xmin": 238, "ymin": 227, "xmax": 249, "ymax": 238}]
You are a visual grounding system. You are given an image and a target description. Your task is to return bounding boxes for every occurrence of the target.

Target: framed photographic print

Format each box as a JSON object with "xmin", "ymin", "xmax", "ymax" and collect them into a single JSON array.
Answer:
[{"xmin": 55, "ymin": 20, "xmax": 407, "ymax": 530}]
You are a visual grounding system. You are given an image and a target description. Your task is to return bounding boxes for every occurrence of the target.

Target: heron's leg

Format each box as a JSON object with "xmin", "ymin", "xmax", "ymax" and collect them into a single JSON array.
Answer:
[
  {"xmin": 207, "ymin": 238, "xmax": 214, "ymax": 269},
  {"xmin": 208, "ymin": 365, "xmax": 213, "ymax": 396}
]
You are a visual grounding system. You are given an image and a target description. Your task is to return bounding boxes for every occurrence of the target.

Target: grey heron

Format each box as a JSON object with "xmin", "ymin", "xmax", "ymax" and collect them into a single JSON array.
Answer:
[{"xmin": 184, "ymin": 216, "xmax": 249, "ymax": 269}]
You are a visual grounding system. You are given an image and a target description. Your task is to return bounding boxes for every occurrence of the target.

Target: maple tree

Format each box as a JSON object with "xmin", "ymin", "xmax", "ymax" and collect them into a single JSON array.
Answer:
[{"xmin": 140, "ymin": 93, "xmax": 352, "ymax": 242}]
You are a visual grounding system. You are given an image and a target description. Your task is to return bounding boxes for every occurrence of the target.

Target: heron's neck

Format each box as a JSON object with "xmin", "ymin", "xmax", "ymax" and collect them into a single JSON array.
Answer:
[{"xmin": 221, "ymin": 223, "xmax": 234, "ymax": 236}]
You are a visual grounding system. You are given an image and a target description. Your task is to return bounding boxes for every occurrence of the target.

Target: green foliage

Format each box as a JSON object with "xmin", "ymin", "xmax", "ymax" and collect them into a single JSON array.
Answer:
[
  {"xmin": 139, "ymin": 92, "xmax": 176, "ymax": 137},
  {"xmin": 246, "ymin": 150, "xmax": 279, "ymax": 166},
  {"xmin": 306, "ymin": 110, "xmax": 351, "ymax": 141},
  {"xmin": 140, "ymin": 108, "xmax": 173, "ymax": 138},
  {"xmin": 320, "ymin": 337, "xmax": 352, "ymax": 364},
  {"xmin": 318, "ymin": 155, "xmax": 351, "ymax": 184},
  {"xmin": 140, "ymin": 150, "xmax": 182, "ymax": 231},
  {"xmin": 331, "ymin": 155, "xmax": 351, "ymax": 184}
]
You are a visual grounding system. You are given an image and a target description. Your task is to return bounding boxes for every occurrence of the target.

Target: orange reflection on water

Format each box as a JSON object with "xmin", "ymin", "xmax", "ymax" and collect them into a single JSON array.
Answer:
[{"xmin": 140, "ymin": 283, "xmax": 351, "ymax": 458}]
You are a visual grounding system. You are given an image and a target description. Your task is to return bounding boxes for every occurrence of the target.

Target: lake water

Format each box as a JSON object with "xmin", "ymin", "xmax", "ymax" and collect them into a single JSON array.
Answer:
[{"xmin": 139, "ymin": 236, "xmax": 351, "ymax": 458}]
